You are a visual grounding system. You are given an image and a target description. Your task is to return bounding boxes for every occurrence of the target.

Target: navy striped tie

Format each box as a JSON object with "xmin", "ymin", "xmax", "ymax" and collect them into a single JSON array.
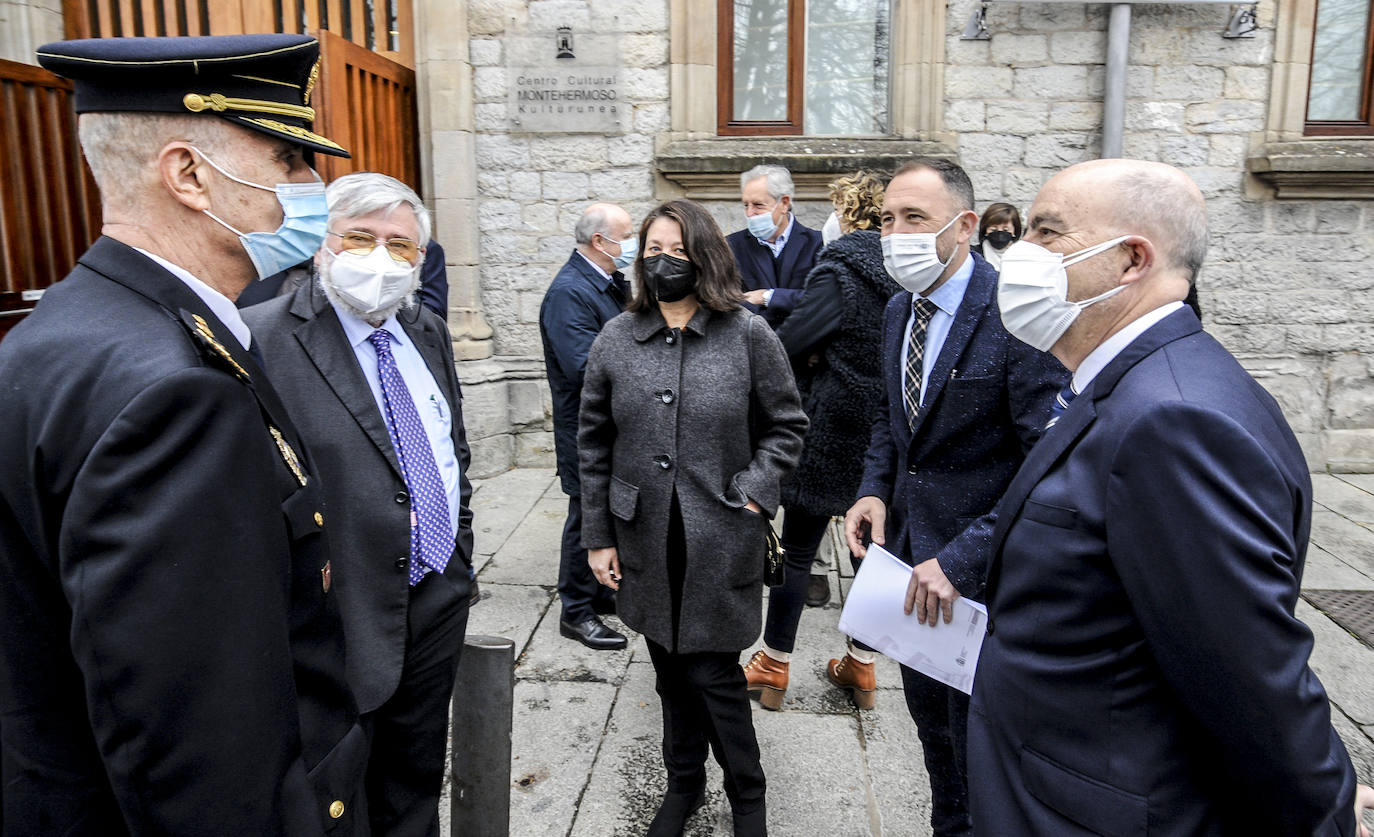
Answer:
[{"xmin": 1045, "ymin": 381, "xmax": 1079, "ymax": 430}]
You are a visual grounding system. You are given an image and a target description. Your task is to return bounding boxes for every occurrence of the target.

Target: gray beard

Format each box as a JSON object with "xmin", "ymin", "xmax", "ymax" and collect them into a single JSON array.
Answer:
[{"xmin": 316, "ymin": 264, "xmax": 422, "ymax": 327}]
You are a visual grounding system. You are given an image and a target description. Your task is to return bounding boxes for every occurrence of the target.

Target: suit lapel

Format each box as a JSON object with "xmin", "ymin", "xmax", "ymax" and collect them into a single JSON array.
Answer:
[
  {"xmin": 745, "ymin": 238, "xmax": 775, "ymax": 289},
  {"xmin": 775, "ymin": 227, "xmax": 805, "ymax": 289},
  {"xmin": 292, "ymin": 283, "xmax": 406, "ymax": 480},
  {"xmin": 908, "ymin": 268, "xmax": 993, "ymax": 443},
  {"xmin": 983, "ymin": 306, "xmax": 1204, "ymax": 597}
]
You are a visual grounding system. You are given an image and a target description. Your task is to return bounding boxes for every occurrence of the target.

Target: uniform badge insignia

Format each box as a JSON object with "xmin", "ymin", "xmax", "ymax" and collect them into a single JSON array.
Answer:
[
  {"xmin": 321, "ymin": 561, "xmax": 332, "ymax": 593},
  {"xmin": 269, "ymin": 426, "xmax": 308, "ymax": 486},
  {"xmin": 184, "ymin": 312, "xmax": 251, "ymax": 383}
]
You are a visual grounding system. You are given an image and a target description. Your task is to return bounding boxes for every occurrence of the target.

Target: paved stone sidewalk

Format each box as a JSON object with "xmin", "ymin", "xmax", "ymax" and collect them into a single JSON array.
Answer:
[{"xmin": 444, "ymin": 469, "xmax": 1374, "ymax": 837}]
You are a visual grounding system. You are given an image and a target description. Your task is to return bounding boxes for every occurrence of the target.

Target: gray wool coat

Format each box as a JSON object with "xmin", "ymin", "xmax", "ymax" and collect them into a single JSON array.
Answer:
[{"xmin": 578, "ymin": 304, "xmax": 808, "ymax": 653}]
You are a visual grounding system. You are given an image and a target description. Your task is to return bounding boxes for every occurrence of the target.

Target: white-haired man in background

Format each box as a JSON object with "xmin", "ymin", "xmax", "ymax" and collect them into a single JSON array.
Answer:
[
  {"xmin": 726, "ymin": 164, "xmax": 824, "ymax": 331},
  {"xmin": 244, "ymin": 171, "xmax": 475, "ymax": 837}
]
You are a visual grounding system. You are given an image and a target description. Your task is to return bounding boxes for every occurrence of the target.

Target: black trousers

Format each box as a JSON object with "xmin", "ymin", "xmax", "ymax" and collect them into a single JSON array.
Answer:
[
  {"xmin": 558, "ymin": 494, "xmax": 615, "ymax": 622},
  {"xmin": 363, "ymin": 571, "xmax": 470, "ymax": 837},
  {"xmin": 761, "ymin": 507, "xmax": 873, "ymax": 654},
  {"xmin": 647, "ymin": 491, "xmax": 766, "ymax": 832},
  {"xmin": 901, "ymin": 666, "xmax": 972, "ymax": 837}
]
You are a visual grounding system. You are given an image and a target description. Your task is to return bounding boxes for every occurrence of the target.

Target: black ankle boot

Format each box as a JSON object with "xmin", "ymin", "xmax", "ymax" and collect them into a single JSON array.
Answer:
[{"xmin": 645, "ymin": 787, "xmax": 706, "ymax": 837}]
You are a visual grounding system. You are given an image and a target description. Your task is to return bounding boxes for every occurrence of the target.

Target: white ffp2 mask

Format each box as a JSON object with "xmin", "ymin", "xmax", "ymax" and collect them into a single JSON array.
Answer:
[
  {"xmin": 996, "ymin": 237, "xmax": 1133, "ymax": 352},
  {"xmin": 881, "ymin": 214, "xmax": 962, "ymax": 295},
  {"xmin": 321, "ymin": 245, "xmax": 419, "ymax": 315}
]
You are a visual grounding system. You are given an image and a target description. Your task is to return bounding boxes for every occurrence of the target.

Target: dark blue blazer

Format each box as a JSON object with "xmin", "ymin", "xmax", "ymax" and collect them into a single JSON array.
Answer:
[
  {"xmin": 970, "ymin": 307, "xmax": 1358, "ymax": 836},
  {"xmin": 540, "ymin": 251, "xmax": 627, "ymax": 495},
  {"xmin": 726, "ymin": 220, "xmax": 823, "ymax": 328},
  {"xmin": 855, "ymin": 252, "xmax": 1067, "ymax": 597}
]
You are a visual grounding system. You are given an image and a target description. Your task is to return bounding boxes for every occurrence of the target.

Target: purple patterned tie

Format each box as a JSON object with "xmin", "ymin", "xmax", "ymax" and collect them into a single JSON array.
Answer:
[{"xmin": 368, "ymin": 328, "xmax": 452, "ymax": 585}]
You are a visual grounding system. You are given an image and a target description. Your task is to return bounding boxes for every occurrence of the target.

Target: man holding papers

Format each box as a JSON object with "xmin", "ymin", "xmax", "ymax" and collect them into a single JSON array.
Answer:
[
  {"xmin": 842, "ymin": 159, "xmax": 1066, "ymax": 837},
  {"xmin": 971, "ymin": 159, "xmax": 1372, "ymax": 834}
]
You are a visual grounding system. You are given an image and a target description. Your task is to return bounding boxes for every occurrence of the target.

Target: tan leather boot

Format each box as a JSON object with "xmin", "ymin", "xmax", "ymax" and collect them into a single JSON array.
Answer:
[
  {"xmin": 742, "ymin": 649, "xmax": 789, "ymax": 710},
  {"xmin": 826, "ymin": 654, "xmax": 877, "ymax": 709}
]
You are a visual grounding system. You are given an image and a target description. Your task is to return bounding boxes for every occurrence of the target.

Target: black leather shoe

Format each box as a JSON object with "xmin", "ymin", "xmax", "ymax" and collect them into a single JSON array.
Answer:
[
  {"xmin": 559, "ymin": 616, "xmax": 627, "ymax": 650},
  {"xmin": 646, "ymin": 787, "xmax": 706, "ymax": 837},
  {"xmin": 805, "ymin": 574, "xmax": 831, "ymax": 607}
]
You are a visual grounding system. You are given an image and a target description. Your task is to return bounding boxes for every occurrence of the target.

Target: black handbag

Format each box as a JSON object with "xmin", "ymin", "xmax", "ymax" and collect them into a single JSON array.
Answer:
[{"xmin": 764, "ymin": 521, "xmax": 785, "ymax": 588}]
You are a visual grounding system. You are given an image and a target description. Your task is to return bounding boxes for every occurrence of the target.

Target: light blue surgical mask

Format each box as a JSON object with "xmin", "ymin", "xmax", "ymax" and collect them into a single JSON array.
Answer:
[
  {"xmin": 747, "ymin": 209, "xmax": 781, "ymax": 241},
  {"xmin": 193, "ymin": 147, "xmax": 329, "ymax": 281},
  {"xmin": 600, "ymin": 235, "xmax": 638, "ymax": 270}
]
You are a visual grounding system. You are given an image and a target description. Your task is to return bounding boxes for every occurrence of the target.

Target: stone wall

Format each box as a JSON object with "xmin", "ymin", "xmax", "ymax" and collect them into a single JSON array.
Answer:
[{"xmin": 459, "ymin": 0, "xmax": 1370, "ymax": 475}]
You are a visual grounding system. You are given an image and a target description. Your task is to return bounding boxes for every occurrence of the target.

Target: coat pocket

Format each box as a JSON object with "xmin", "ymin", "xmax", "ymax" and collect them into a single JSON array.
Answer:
[
  {"xmin": 1020, "ymin": 746, "xmax": 1148, "ymax": 837},
  {"xmin": 1021, "ymin": 498, "xmax": 1079, "ymax": 529},
  {"xmin": 609, "ymin": 475, "xmax": 639, "ymax": 522}
]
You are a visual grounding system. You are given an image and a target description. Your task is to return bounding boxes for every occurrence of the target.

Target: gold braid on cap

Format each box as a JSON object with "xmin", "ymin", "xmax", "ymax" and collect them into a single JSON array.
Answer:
[{"xmin": 183, "ymin": 92, "xmax": 315, "ymax": 121}]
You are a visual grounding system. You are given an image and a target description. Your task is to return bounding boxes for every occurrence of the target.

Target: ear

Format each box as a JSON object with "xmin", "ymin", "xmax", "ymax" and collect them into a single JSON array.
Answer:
[
  {"xmin": 1118, "ymin": 236, "xmax": 1155, "ymax": 285},
  {"xmin": 778, "ymin": 195, "xmax": 792, "ymax": 215},
  {"xmin": 954, "ymin": 209, "xmax": 978, "ymax": 244},
  {"xmin": 158, "ymin": 143, "xmax": 212, "ymax": 212}
]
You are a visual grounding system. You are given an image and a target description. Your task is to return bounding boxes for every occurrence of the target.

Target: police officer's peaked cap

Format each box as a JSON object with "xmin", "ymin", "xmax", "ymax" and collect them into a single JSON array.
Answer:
[{"xmin": 36, "ymin": 34, "xmax": 349, "ymax": 158}]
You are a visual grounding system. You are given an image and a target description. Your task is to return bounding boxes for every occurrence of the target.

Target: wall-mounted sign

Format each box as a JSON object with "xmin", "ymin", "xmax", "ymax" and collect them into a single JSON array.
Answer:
[{"xmin": 507, "ymin": 32, "xmax": 627, "ymax": 133}]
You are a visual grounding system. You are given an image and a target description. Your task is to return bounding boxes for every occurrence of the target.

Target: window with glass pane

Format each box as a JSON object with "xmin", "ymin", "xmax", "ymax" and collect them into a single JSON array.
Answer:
[
  {"xmin": 1306, "ymin": 0, "xmax": 1374, "ymax": 134},
  {"xmin": 718, "ymin": 0, "xmax": 892, "ymax": 136}
]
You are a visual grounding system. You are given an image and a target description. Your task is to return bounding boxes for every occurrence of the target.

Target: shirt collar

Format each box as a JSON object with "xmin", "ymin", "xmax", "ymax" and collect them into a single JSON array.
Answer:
[
  {"xmin": 134, "ymin": 247, "xmax": 251, "ymax": 350},
  {"xmin": 916, "ymin": 252, "xmax": 974, "ymax": 317},
  {"xmin": 576, "ymin": 250, "xmax": 615, "ymax": 287},
  {"xmin": 1073, "ymin": 300, "xmax": 1185, "ymax": 392},
  {"xmin": 331, "ymin": 299, "xmax": 408, "ymax": 351}
]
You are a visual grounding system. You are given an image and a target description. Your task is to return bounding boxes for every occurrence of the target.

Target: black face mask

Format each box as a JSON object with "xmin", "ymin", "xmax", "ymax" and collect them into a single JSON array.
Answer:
[
  {"xmin": 985, "ymin": 229, "xmax": 1016, "ymax": 250},
  {"xmin": 641, "ymin": 254, "xmax": 698, "ymax": 303}
]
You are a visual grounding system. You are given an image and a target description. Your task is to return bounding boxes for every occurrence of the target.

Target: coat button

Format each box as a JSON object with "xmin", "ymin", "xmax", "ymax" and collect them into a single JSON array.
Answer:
[
  {"xmin": 314, "ymin": 512, "xmax": 324, "ymax": 527},
  {"xmin": 395, "ymin": 557, "xmax": 409, "ymax": 570},
  {"xmin": 985, "ymin": 618, "xmax": 995, "ymax": 636},
  {"xmin": 395, "ymin": 491, "xmax": 409, "ymax": 504},
  {"xmin": 654, "ymin": 455, "xmax": 672, "ymax": 470},
  {"xmin": 329, "ymin": 800, "xmax": 345, "ymax": 819},
  {"xmin": 908, "ymin": 466, "xmax": 918, "ymax": 475},
  {"xmin": 661, "ymin": 389, "xmax": 674, "ymax": 404},
  {"xmin": 665, "ymin": 333, "xmax": 675, "ymax": 344}
]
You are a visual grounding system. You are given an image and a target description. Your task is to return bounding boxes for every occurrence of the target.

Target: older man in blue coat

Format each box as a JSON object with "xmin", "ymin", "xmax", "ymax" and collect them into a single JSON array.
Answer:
[
  {"xmin": 540, "ymin": 203, "xmax": 636, "ymax": 650},
  {"xmin": 972, "ymin": 158, "xmax": 1373, "ymax": 834}
]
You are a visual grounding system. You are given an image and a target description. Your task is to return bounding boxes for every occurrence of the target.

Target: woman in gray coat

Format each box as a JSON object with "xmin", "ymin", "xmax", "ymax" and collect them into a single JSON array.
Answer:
[{"xmin": 578, "ymin": 199, "xmax": 807, "ymax": 837}]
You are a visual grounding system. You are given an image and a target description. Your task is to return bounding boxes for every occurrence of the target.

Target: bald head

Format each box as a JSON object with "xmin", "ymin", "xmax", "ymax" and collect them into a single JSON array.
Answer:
[
  {"xmin": 574, "ymin": 203, "xmax": 633, "ymax": 245},
  {"xmin": 1045, "ymin": 159, "xmax": 1207, "ymax": 283}
]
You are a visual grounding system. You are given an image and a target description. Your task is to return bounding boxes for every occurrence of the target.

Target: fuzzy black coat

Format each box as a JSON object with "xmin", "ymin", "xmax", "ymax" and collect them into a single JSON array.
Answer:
[{"xmin": 778, "ymin": 230, "xmax": 900, "ymax": 516}]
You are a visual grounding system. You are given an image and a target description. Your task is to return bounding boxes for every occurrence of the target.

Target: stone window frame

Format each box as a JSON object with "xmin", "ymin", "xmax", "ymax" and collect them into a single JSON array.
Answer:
[
  {"xmin": 1247, "ymin": 0, "xmax": 1374, "ymax": 198},
  {"xmin": 659, "ymin": 0, "xmax": 958, "ymax": 199}
]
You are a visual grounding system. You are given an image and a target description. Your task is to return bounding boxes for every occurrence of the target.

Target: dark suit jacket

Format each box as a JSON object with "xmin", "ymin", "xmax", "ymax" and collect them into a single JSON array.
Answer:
[
  {"xmin": 243, "ymin": 280, "xmax": 475, "ymax": 715},
  {"xmin": 726, "ymin": 220, "xmax": 824, "ymax": 328},
  {"xmin": 856, "ymin": 252, "xmax": 1067, "ymax": 596},
  {"xmin": 540, "ymin": 251, "xmax": 627, "ymax": 496},
  {"xmin": 970, "ymin": 307, "xmax": 1358, "ymax": 836},
  {"xmin": 0, "ymin": 237, "xmax": 366, "ymax": 836}
]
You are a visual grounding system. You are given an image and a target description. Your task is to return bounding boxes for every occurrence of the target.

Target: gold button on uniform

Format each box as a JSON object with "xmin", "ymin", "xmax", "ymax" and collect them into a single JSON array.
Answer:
[
  {"xmin": 314, "ymin": 511, "xmax": 324, "ymax": 527},
  {"xmin": 329, "ymin": 800, "xmax": 345, "ymax": 819}
]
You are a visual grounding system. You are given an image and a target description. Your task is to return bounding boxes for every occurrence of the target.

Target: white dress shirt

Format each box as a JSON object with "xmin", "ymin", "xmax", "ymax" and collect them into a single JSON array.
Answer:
[
  {"xmin": 1072, "ymin": 300, "xmax": 1185, "ymax": 394},
  {"xmin": 900, "ymin": 253, "xmax": 975, "ymax": 408},
  {"xmin": 333, "ymin": 302, "xmax": 463, "ymax": 539},
  {"xmin": 135, "ymin": 248, "xmax": 252, "ymax": 350}
]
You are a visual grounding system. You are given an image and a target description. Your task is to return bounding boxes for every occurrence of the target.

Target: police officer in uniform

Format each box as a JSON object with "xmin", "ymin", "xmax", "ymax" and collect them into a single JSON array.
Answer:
[{"xmin": 0, "ymin": 35, "xmax": 366, "ymax": 835}]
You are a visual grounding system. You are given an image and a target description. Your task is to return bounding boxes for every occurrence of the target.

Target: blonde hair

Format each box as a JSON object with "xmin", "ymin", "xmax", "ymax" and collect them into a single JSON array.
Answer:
[{"xmin": 828, "ymin": 171, "xmax": 884, "ymax": 233}]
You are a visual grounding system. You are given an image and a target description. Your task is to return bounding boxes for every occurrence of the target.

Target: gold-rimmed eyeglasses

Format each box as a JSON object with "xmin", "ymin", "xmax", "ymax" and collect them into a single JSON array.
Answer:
[{"xmin": 328, "ymin": 229, "xmax": 421, "ymax": 264}]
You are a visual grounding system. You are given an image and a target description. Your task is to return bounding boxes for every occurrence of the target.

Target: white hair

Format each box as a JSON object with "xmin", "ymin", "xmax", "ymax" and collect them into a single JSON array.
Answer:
[
  {"xmin": 77, "ymin": 112, "xmax": 232, "ymax": 206},
  {"xmin": 574, "ymin": 204, "xmax": 615, "ymax": 245},
  {"xmin": 740, "ymin": 164, "xmax": 794, "ymax": 200},
  {"xmin": 1111, "ymin": 169, "xmax": 1208, "ymax": 281},
  {"xmin": 325, "ymin": 172, "xmax": 432, "ymax": 248}
]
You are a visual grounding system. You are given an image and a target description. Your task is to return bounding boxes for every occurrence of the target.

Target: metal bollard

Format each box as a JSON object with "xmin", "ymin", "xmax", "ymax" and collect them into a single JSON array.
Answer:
[{"xmin": 450, "ymin": 634, "xmax": 515, "ymax": 837}]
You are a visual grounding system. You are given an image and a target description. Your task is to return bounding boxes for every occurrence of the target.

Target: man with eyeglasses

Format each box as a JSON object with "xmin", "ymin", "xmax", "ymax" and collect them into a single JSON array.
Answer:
[{"xmin": 243, "ymin": 171, "xmax": 475, "ymax": 837}]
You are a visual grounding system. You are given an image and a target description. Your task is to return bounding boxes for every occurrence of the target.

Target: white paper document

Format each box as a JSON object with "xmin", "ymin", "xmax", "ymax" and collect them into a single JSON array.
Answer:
[{"xmin": 837, "ymin": 543, "xmax": 987, "ymax": 695}]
